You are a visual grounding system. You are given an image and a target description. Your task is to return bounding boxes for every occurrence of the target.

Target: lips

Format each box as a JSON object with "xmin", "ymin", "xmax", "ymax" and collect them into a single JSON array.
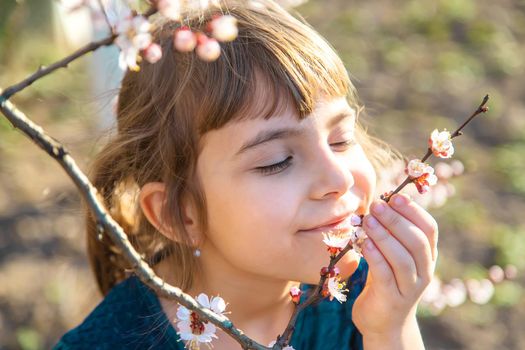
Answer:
[{"xmin": 299, "ymin": 214, "xmax": 353, "ymax": 233}]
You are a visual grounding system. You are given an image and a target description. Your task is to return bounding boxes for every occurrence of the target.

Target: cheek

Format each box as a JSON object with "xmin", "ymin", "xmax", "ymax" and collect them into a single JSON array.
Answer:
[
  {"xmin": 203, "ymin": 174, "xmax": 300, "ymax": 257},
  {"xmin": 350, "ymin": 149, "xmax": 377, "ymax": 213}
]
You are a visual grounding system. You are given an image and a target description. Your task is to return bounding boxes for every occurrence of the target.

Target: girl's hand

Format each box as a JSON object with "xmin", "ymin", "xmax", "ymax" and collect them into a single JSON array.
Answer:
[{"xmin": 352, "ymin": 193, "xmax": 438, "ymax": 347}]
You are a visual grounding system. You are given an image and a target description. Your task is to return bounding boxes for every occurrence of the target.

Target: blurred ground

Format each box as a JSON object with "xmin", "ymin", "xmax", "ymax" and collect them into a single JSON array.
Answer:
[{"xmin": 1, "ymin": 0, "xmax": 525, "ymax": 349}]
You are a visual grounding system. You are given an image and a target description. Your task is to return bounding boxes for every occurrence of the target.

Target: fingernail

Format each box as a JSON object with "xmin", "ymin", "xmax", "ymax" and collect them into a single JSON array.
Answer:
[
  {"xmin": 366, "ymin": 216, "xmax": 379, "ymax": 228},
  {"xmin": 372, "ymin": 202, "xmax": 385, "ymax": 214},
  {"xmin": 394, "ymin": 195, "xmax": 406, "ymax": 206}
]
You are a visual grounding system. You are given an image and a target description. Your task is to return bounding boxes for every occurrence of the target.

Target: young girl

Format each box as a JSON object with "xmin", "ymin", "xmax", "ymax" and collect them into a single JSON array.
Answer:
[{"xmin": 55, "ymin": 1, "xmax": 438, "ymax": 349}]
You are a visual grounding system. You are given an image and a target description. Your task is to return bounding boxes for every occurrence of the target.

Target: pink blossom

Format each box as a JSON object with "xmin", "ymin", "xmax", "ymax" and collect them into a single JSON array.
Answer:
[
  {"xmin": 427, "ymin": 183, "xmax": 449, "ymax": 208},
  {"xmin": 466, "ymin": 278, "xmax": 495, "ymax": 305},
  {"xmin": 114, "ymin": 15, "xmax": 153, "ymax": 71},
  {"xmin": 488, "ymin": 265, "xmax": 505, "ymax": 283},
  {"xmin": 210, "ymin": 14, "xmax": 238, "ymax": 42},
  {"xmin": 434, "ymin": 162, "xmax": 454, "ymax": 180},
  {"xmin": 349, "ymin": 213, "xmax": 363, "ymax": 226},
  {"xmin": 174, "ymin": 27, "xmax": 198, "ymax": 52},
  {"xmin": 428, "ymin": 129, "xmax": 454, "ymax": 158},
  {"xmin": 322, "ymin": 231, "xmax": 351, "ymax": 257},
  {"xmin": 450, "ymin": 159, "xmax": 465, "ymax": 176},
  {"xmin": 504, "ymin": 264, "xmax": 518, "ymax": 280},
  {"xmin": 143, "ymin": 43, "xmax": 163, "ymax": 63},
  {"xmin": 196, "ymin": 33, "xmax": 221, "ymax": 62},
  {"xmin": 414, "ymin": 172, "xmax": 438, "ymax": 194},
  {"xmin": 289, "ymin": 286, "xmax": 302, "ymax": 304},
  {"xmin": 406, "ymin": 159, "xmax": 437, "ymax": 194},
  {"xmin": 406, "ymin": 159, "xmax": 433, "ymax": 178},
  {"xmin": 442, "ymin": 279, "xmax": 467, "ymax": 307}
]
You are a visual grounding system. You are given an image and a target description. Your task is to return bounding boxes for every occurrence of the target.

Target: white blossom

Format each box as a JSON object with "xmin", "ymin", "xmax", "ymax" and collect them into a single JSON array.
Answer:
[
  {"xmin": 327, "ymin": 276, "xmax": 348, "ymax": 303},
  {"xmin": 428, "ymin": 129, "xmax": 454, "ymax": 158},
  {"xmin": 114, "ymin": 14, "xmax": 153, "ymax": 71},
  {"xmin": 175, "ymin": 294, "xmax": 228, "ymax": 349}
]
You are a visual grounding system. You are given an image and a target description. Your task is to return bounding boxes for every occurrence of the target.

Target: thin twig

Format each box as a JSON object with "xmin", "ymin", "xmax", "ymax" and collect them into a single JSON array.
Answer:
[
  {"xmin": 381, "ymin": 95, "xmax": 489, "ymax": 202},
  {"xmin": 0, "ymin": 35, "xmax": 115, "ymax": 100},
  {"xmin": 275, "ymin": 243, "xmax": 354, "ymax": 348},
  {"xmin": 0, "ymin": 6, "xmax": 158, "ymax": 100}
]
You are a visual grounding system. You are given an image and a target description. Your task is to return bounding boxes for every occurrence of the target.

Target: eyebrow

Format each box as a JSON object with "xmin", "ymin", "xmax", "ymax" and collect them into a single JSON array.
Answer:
[{"xmin": 235, "ymin": 111, "xmax": 355, "ymax": 156}]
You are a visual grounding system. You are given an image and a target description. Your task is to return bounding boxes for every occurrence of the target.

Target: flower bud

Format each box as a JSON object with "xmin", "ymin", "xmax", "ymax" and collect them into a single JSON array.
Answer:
[
  {"xmin": 443, "ymin": 278, "xmax": 467, "ymax": 307},
  {"xmin": 174, "ymin": 27, "xmax": 197, "ymax": 52},
  {"xmin": 504, "ymin": 264, "xmax": 518, "ymax": 280},
  {"xmin": 143, "ymin": 43, "xmax": 162, "ymax": 64},
  {"xmin": 210, "ymin": 14, "xmax": 238, "ymax": 42},
  {"xmin": 488, "ymin": 265, "xmax": 505, "ymax": 283},
  {"xmin": 196, "ymin": 34, "xmax": 221, "ymax": 62},
  {"xmin": 434, "ymin": 162, "xmax": 453, "ymax": 180},
  {"xmin": 349, "ymin": 213, "xmax": 363, "ymax": 226},
  {"xmin": 289, "ymin": 286, "xmax": 302, "ymax": 304},
  {"xmin": 428, "ymin": 129, "xmax": 454, "ymax": 158},
  {"xmin": 450, "ymin": 160, "xmax": 465, "ymax": 176},
  {"xmin": 466, "ymin": 278, "xmax": 494, "ymax": 305}
]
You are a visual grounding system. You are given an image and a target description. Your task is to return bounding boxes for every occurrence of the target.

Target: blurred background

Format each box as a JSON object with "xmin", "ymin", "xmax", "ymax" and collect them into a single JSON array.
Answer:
[{"xmin": 1, "ymin": 0, "xmax": 525, "ymax": 349}]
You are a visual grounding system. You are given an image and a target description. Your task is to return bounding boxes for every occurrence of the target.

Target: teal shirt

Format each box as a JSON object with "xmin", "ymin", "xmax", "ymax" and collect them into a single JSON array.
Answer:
[{"xmin": 54, "ymin": 259, "xmax": 367, "ymax": 350}]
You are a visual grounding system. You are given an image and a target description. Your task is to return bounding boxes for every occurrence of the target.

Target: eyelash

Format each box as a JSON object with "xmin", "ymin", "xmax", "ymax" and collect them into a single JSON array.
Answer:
[
  {"xmin": 256, "ymin": 156, "xmax": 293, "ymax": 175},
  {"xmin": 255, "ymin": 139, "xmax": 358, "ymax": 175},
  {"xmin": 332, "ymin": 139, "xmax": 357, "ymax": 148}
]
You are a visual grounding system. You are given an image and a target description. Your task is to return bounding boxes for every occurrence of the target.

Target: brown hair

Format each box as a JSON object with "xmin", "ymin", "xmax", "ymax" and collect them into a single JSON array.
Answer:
[{"xmin": 86, "ymin": 0, "xmax": 399, "ymax": 295}]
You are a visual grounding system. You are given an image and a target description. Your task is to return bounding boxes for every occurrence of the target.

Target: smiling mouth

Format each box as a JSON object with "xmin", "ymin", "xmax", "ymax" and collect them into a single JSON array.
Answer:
[{"xmin": 298, "ymin": 216, "xmax": 353, "ymax": 234}]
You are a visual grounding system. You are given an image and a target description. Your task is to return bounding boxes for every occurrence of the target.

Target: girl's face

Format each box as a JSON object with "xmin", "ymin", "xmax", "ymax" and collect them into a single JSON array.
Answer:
[{"xmin": 197, "ymin": 96, "xmax": 376, "ymax": 284}]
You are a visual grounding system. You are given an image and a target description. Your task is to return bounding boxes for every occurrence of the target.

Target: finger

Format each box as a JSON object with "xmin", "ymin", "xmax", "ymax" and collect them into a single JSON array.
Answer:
[
  {"xmin": 370, "ymin": 199, "xmax": 434, "ymax": 282},
  {"xmin": 364, "ymin": 214, "xmax": 418, "ymax": 296},
  {"xmin": 389, "ymin": 193, "xmax": 439, "ymax": 262},
  {"xmin": 361, "ymin": 238, "xmax": 398, "ymax": 297}
]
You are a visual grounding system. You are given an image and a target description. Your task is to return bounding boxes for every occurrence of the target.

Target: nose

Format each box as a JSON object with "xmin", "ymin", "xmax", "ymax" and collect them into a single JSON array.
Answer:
[{"xmin": 309, "ymin": 146, "xmax": 354, "ymax": 200}]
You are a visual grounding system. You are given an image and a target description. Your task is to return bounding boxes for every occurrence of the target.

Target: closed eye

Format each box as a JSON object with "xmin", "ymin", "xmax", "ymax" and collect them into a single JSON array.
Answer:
[
  {"xmin": 255, "ymin": 156, "xmax": 293, "ymax": 175},
  {"xmin": 331, "ymin": 139, "xmax": 358, "ymax": 149}
]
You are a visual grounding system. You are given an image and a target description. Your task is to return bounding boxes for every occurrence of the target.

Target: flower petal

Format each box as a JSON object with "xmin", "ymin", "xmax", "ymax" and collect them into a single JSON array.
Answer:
[
  {"xmin": 210, "ymin": 296, "xmax": 226, "ymax": 314},
  {"xmin": 196, "ymin": 293, "xmax": 211, "ymax": 308}
]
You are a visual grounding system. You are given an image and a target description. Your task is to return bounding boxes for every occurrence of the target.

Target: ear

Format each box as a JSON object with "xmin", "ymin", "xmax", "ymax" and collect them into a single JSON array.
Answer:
[{"xmin": 139, "ymin": 182, "xmax": 202, "ymax": 245}]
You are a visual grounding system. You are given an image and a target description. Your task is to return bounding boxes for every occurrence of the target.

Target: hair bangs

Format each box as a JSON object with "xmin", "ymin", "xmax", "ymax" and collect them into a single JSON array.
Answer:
[{"xmin": 157, "ymin": 0, "xmax": 356, "ymax": 134}]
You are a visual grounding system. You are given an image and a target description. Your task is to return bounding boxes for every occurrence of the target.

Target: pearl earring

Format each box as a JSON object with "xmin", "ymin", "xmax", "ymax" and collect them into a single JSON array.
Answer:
[{"xmin": 193, "ymin": 248, "xmax": 201, "ymax": 257}]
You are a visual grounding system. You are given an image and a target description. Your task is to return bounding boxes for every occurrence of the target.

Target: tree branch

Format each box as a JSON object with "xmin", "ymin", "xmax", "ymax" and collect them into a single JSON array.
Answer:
[
  {"xmin": 381, "ymin": 94, "xmax": 489, "ymax": 202},
  {"xmin": 275, "ymin": 242, "xmax": 355, "ymax": 348},
  {"xmin": 0, "ymin": 6, "xmax": 158, "ymax": 100},
  {"xmin": 0, "ymin": 91, "xmax": 270, "ymax": 350},
  {"xmin": 0, "ymin": 35, "xmax": 116, "ymax": 100}
]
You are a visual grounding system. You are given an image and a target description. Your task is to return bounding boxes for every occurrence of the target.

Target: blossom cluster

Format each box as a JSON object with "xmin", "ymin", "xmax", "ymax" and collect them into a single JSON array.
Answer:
[
  {"xmin": 320, "ymin": 266, "xmax": 349, "ymax": 303},
  {"xmin": 175, "ymin": 294, "xmax": 228, "ymax": 349},
  {"xmin": 64, "ymin": 0, "xmax": 239, "ymax": 71},
  {"xmin": 321, "ymin": 214, "xmax": 365, "ymax": 257},
  {"xmin": 420, "ymin": 264, "xmax": 519, "ymax": 315},
  {"xmin": 377, "ymin": 158, "xmax": 464, "ymax": 210},
  {"xmin": 387, "ymin": 128, "xmax": 456, "ymax": 197},
  {"xmin": 316, "ymin": 214, "xmax": 365, "ymax": 304}
]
